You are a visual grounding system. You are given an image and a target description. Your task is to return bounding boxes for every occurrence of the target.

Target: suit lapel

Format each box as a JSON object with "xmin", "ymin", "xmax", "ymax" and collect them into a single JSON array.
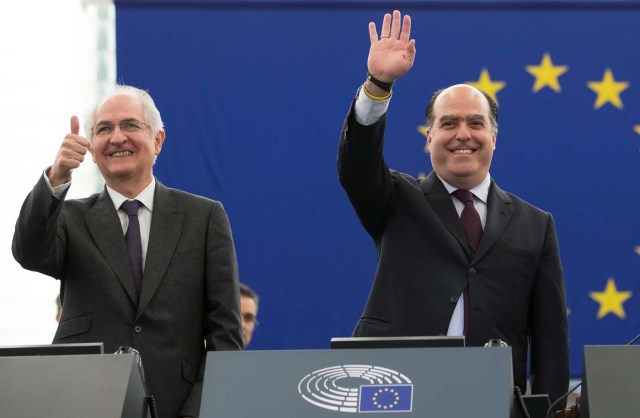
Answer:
[
  {"xmin": 421, "ymin": 172, "xmax": 471, "ymax": 257},
  {"xmin": 85, "ymin": 188, "xmax": 138, "ymax": 305},
  {"xmin": 136, "ymin": 181, "xmax": 184, "ymax": 319},
  {"xmin": 474, "ymin": 180, "xmax": 513, "ymax": 261}
]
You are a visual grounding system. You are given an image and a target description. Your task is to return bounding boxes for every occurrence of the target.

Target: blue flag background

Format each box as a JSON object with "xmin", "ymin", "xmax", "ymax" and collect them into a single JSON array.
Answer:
[{"xmin": 114, "ymin": 0, "xmax": 640, "ymax": 377}]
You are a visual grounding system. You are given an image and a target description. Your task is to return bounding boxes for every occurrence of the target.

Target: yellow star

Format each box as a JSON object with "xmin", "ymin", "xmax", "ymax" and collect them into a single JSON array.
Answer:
[
  {"xmin": 590, "ymin": 277, "xmax": 632, "ymax": 319},
  {"xmin": 466, "ymin": 69, "xmax": 505, "ymax": 104},
  {"xmin": 634, "ymin": 125, "xmax": 640, "ymax": 135},
  {"xmin": 587, "ymin": 69, "xmax": 629, "ymax": 109},
  {"xmin": 526, "ymin": 53, "xmax": 568, "ymax": 93},
  {"xmin": 417, "ymin": 125, "xmax": 429, "ymax": 153}
]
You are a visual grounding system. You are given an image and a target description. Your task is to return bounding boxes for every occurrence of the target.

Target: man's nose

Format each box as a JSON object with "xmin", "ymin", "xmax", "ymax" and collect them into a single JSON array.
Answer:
[
  {"xmin": 110, "ymin": 125, "xmax": 127, "ymax": 143},
  {"xmin": 456, "ymin": 123, "xmax": 472, "ymax": 140}
]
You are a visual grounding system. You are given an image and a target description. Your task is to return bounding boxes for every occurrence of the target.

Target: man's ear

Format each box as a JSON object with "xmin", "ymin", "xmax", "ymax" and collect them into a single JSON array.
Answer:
[{"xmin": 155, "ymin": 130, "xmax": 166, "ymax": 155}]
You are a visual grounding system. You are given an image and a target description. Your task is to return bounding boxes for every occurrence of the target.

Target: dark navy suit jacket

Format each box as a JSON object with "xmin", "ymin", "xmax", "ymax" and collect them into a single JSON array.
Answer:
[{"xmin": 338, "ymin": 101, "xmax": 569, "ymax": 405}]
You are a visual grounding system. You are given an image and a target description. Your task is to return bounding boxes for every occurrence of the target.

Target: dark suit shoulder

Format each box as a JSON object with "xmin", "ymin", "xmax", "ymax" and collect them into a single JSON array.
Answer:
[
  {"xmin": 62, "ymin": 192, "xmax": 102, "ymax": 211},
  {"xmin": 389, "ymin": 169, "xmax": 421, "ymax": 187},
  {"xmin": 498, "ymin": 187, "xmax": 551, "ymax": 218},
  {"xmin": 157, "ymin": 183, "xmax": 225, "ymax": 213}
]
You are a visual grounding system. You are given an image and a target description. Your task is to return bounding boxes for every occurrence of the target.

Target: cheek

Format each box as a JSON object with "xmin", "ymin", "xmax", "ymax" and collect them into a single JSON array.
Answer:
[
  {"xmin": 88, "ymin": 143, "xmax": 100, "ymax": 163},
  {"xmin": 429, "ymin": 144, "xmax": 448, "ymax": 162}
]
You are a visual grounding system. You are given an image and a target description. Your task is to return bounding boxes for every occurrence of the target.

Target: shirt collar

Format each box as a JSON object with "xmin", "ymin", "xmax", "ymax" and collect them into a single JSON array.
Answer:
[
  {"xmin": 438, "ymin": 173, "xmax": 491, "ymax": 204},
  {"xmin": 107, "ymin": 180, "xmax": 156, "ymax": 212}
]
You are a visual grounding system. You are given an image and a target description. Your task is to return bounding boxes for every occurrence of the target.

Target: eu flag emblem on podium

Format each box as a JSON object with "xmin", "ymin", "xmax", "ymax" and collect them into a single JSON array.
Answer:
[{"xmin": 358, "ymin": 384, "xmax": 413, "ymax": 413}]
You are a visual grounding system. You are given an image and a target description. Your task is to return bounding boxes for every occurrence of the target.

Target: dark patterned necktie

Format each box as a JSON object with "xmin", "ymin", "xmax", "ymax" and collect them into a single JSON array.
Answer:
[
  {"xmin": 451, "ymin": 189, "xmax": 483, "ymax": 336},
  {"xmin": 121, "ymin": 200, "xmax": 143, "ymax": 300},
  {"xmin": 451, "ymin": 189, "xmax": 483, "ymax": 254}
]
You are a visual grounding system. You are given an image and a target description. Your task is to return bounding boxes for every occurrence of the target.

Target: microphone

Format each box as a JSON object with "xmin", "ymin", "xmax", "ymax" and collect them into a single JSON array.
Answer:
[{"xmin": 544, "ymin": 331, "xmax": 640, "ymax": 418}]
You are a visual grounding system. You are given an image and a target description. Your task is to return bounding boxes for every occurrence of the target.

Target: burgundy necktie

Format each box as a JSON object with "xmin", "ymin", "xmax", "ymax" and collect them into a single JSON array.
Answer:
[
  {"xmin": 451, "ymin": 189, "xmax": 483, "ymax": 254},
  {"xmin": 121, "ymin": 200, "xmax": 143, "ymax": 300},
  {"xmin": 451, "ymin": 189, "xmax": 483, "ymax": 336}
]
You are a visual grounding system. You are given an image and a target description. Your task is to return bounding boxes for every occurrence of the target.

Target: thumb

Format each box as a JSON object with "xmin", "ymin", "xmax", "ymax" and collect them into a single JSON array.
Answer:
[{"xmin": 70, "ymin": 115, "xmax": 80, "ymax": 135}]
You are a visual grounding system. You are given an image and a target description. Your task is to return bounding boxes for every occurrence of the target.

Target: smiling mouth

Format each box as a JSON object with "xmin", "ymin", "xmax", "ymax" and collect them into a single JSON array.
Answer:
[
  {"xmin": 111, "ymin": 151, "xmax": 133, "ymax": 157},
  {"xmin": 451, "ymin": 149, "xmax": 474, "ymax": 154}
]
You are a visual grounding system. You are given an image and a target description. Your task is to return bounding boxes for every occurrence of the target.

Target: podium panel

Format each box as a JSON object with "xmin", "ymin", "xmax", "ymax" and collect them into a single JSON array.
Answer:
[
  {"xmin": 582, "ymin": 345, "xmax": 640, "ymax": 418},
  {"xmin": 201, "ymin": 347, "xmax": 515, "ymax": 417},
  {"xmin": 0, "ymin": 353, "xmax": 149, "ymax": 418}
]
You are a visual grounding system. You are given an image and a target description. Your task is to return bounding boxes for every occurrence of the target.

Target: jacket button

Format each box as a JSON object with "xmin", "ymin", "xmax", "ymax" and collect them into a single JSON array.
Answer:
[
  {"xmin": 469, "ymin": 268, "xmax": 477, "ymax": 275},
  {"xmin": 449, "ymin": 296, "xmax": 458, "ymax": 303},
  {"xmin": 134, "ymin": 325, "xmax": 142, "ymax": 334}
]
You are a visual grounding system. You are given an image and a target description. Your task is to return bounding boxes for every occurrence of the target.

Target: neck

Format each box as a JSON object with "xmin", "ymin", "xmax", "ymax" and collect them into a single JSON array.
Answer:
[{"xmin": 105, "ymin": 175, "xmax": 154, "ymax": 199}]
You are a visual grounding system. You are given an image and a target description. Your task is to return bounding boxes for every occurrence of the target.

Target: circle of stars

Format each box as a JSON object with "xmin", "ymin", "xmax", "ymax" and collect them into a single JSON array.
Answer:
[{"xmin": 372, "ymin": 387, "xmax": 401, "ymax": 410}]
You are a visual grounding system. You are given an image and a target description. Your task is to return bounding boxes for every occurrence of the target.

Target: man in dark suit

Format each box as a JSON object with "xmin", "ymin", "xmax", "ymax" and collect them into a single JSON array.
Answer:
[
  {"xmin": 12, "ymin": 85, "xmax": 243, "ymax": 418},
  {"xmin": 338, "ymin": 10, "xmax": 569, "ymax": 406},
  {"xmin": 239, "ymin": 283, "xmax": 259, "ymax": 348}
]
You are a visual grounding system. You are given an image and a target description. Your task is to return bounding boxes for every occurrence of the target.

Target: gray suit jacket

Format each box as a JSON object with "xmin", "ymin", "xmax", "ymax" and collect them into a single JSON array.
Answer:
[
  {"xmin": 13, "ymin": 176, "xmax": 243, "ymax": 418},
  {"xmin": 338, "ymin": 101, "xmax": 569, "ymax": 405}
]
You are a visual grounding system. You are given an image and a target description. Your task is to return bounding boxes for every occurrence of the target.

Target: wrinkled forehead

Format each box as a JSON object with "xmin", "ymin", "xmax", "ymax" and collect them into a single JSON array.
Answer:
[
  {"xmin": 433, "ymin": 85, "xmax": 490, "ymax": 119},
  {"xmin": 95, "ymin": 93, "xmax": 145, "ymax": 122}
]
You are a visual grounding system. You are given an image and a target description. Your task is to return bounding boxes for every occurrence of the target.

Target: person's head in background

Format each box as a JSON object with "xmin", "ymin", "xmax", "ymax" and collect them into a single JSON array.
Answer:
[
  {"xmin": 239, "ymin": 283, "xmax": 259, "ymax": 348},
  {"xmin": 55, "ymin": 295, "xmax": 62, "ymax": 322}
]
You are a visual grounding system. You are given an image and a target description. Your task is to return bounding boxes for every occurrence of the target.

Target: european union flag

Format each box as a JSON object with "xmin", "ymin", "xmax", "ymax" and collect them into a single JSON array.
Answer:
[
  {"xmin": 358, "ymin": 384, "xmax": 413, "ymax": 413},
  {"xmin": 117, "ymin": 2, "xmax": 640, "ymax": 375}
]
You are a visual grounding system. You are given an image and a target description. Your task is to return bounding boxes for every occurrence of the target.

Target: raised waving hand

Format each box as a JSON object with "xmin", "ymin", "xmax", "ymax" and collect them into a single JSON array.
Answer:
[{"xmin": 366, "ymin": 10, "xmax": 416, "ymax": 90}]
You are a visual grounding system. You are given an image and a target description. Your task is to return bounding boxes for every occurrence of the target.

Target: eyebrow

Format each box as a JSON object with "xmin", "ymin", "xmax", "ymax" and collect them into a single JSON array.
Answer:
[
  {"xmin": 438, "ymin": 114, "xmax": 487, "ymax": 124},
  {"xmin": 95, "ymin": 117, "xmax": 140, "ymax": 125}
]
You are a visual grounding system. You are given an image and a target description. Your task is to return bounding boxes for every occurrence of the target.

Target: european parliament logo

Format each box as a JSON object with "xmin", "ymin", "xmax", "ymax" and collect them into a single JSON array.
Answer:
[{"xmin": 298, "ymin": 365, "xmax": 414, "ymax": 413}]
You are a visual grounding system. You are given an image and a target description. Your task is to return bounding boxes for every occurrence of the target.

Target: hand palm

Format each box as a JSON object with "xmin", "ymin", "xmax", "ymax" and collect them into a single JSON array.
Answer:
[
  {"xmin": 368, "ymin": 40, "xmax": 415, "ymax": 80},
  {"xmin": 366, "ymin": 11, "xmax": 416, "ymax": 81}
]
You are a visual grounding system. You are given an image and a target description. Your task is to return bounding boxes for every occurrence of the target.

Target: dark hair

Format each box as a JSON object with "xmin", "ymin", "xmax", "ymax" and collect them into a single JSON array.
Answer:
[
  {"xmin": 425, "ymin": 86, "xmax": 498, "ymax": 133},
  {"xmin": 240, "ymin": 283, "xmax": 259, "ymax": 308}
]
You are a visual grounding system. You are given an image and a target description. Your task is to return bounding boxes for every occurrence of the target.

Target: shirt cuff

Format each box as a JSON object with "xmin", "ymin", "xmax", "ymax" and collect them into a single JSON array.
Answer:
[
  {"xmin": 43, "ymin": 168, "xmax": 71, "ymax": 199},
  {"xmin": 354, "ymin": 84, "xmax": 390, "ymax": 126}
]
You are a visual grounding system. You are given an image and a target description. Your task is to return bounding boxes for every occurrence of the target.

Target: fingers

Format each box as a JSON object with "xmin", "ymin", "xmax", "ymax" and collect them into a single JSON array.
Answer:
[
  {"xmin": 48, "ymin": 119, "xmax": 90, "ymax": 186},
  {"xmin": 375, "ymin": 11, "xmax": 410, "ymax": 42},
  {"xmin": 372, "ymin": 11, "xmax": 411, "ymax": 42},
  {"xmin": 399, "ymin": 14, "xmax": 412, "ymax": 43},
  {"xmin": 380, "ymin": 12, "xmax": 391, "ymax": 38},
  {"xmin": 389, "ymin": 10, "xmax": 401, "ymax": 39},
  {"xmin": 368, "ymin": 22, "xmax": 378, "ymax": 44},
  {"xmin": 57, "ymin": 135, "xmax": 90, "ymax": 172},
  {"xmin": 407, "ymin": 39, "xmax": 416, "ymax": 55},
  {"xmin": 366, "ymin": 10, "xmax": 416, "ymax": 82},
  {"xmin": 65, "ymin": 115, "xmax": 88, "ymax": 157},
  {"xmin": 70, "ymin": 115, "xmax": 80, "ymax": 135}
]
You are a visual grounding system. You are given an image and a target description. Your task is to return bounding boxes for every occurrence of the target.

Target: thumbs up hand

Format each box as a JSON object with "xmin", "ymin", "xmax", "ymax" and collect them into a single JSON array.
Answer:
[{"xmin": 48, "ymin": 115, "xmax": 90, "ymax": 187}]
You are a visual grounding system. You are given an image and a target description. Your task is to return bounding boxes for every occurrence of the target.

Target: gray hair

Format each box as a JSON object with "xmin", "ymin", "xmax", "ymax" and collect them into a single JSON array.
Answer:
[{"xmin": 84, "ymin": 84, "xmax": 164, "ymax": 142}]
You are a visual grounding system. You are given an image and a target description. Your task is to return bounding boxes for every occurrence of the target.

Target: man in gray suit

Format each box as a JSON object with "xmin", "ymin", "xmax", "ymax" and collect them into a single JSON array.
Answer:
[
  {"xmin": 13, "ymin": 85, "xmax": 243, "ymax": 418},
  {"xmin": 338, "ymin": 11, "xmax": 569, "ymax": 406}
]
